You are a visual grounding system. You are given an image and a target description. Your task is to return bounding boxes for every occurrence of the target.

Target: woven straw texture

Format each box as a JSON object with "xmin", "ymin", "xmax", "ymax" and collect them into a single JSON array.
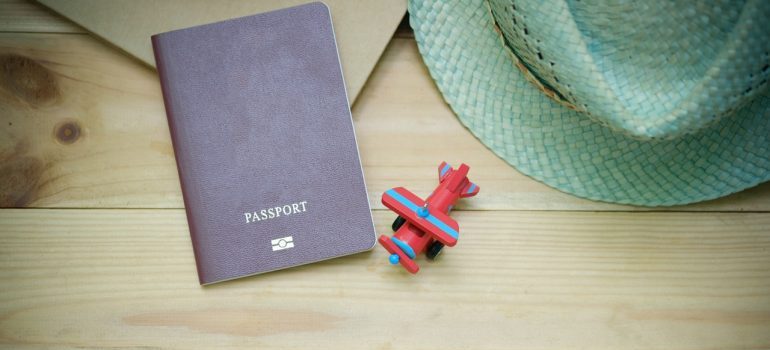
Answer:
[{"xmin": 409, "ymin": 0, "xmax": 770, "ymax": 206}]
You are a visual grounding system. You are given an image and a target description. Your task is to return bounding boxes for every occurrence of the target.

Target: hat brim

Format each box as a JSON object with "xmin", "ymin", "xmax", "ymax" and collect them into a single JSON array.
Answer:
[{"xmin": 409, "ymin": 0, "xmax": 770, "ymax": 206}]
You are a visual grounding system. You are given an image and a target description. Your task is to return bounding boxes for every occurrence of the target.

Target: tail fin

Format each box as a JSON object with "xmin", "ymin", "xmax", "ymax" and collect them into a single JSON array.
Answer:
[
  {"xmin": 438, "ymin": 161, "xmax": 452, "ymax": 182},
  {"xmin": 460, "ymin": 181, "xmax": 479, "ymax": 198}
]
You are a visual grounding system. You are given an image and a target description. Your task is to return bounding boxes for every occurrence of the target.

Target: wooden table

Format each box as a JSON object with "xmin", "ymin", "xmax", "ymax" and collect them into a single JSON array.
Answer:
[{"xmin": 1, "ymin": 1, "xmax": 769, "ymax": 348}]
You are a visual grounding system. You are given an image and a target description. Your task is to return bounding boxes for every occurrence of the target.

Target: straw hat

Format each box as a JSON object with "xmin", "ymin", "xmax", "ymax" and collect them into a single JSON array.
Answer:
[{"xmin": 409, "ymin": 0, "xmax": 770, "ymax": 206}]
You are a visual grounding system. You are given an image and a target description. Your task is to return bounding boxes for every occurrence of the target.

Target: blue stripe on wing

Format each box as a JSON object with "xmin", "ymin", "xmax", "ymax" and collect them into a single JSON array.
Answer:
[
  {"xmin": 385, "ymin": 189, "xmax": 459, "ymax": 239},
  {"xmin": 391, "ymin": 237, "xmax": 416, "ymax": 259},
  {"xmin": 440, "ymin": 163, "xmax": 451, "ymax": 177}
]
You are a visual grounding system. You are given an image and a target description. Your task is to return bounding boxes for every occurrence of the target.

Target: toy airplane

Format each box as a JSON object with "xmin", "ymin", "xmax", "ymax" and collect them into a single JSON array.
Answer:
[{"xmin": 378, "ymin": 162, "xmax": 479, "ymax": 273}]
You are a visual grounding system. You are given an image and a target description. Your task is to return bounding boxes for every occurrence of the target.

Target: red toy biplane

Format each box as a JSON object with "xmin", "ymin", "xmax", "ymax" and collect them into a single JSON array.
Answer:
[{"xmin": 378, "ymin": 162, "xmax": 479, "ymax": 273}]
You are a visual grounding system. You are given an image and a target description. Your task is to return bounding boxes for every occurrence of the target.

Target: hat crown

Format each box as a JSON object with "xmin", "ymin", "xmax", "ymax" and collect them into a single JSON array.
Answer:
[{"xmin": 488, "ymin": 0, "xmax": 770, "ymax": 139}]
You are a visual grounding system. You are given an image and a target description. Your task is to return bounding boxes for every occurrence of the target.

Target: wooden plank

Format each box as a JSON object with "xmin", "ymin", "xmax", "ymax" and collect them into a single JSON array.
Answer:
[
  {"xmin": 1, "ymin": 33, "xmax": 770, "ymax": 211},
  {"xmin": 0, "ymin": 0, "xmax": 84, "ymax": 33},
  {"xmin": 0, "ymin": 33, "xmax": 181, "ymax": 208},
  {"xmin": 1, "ymin": 208, "xmax": 769, "ymax": 349}
]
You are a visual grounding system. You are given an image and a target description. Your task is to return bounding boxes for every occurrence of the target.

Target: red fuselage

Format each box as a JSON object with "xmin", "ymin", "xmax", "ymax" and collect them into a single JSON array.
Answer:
[{"xmin": 392, "ymin": 164, "xmax": 470, "ymax": 256}]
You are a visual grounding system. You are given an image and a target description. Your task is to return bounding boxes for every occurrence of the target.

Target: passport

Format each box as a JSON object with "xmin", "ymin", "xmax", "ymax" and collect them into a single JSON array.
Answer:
[{"xmin": 151, "ymin": 2, "xmax": 376, "ymax": 285}]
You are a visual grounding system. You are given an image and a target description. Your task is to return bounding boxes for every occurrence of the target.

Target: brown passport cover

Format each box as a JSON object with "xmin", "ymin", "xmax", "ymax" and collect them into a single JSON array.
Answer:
[{"xmin": 152, "ymin": 2, "xmax": 376, "ymax": 285}]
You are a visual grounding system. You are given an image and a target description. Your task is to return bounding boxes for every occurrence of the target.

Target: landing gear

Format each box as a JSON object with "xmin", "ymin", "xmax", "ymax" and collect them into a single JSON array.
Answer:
[
  {"xmin": 426, "ymin": 241, "xmax": 444, "ymax": 260},
  {"xmin": 392, "ymin": 216, "xmax": 406, "ymax": 231},
  {"xmin": 394, "ymin": 216, "xmax": 445, "ymax": 259}
]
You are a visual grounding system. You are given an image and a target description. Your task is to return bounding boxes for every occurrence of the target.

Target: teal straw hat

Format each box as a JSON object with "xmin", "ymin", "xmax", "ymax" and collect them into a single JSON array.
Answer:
[{"xmin": 409, "ymin": 0, "xmax": 770, "ymax": 206}]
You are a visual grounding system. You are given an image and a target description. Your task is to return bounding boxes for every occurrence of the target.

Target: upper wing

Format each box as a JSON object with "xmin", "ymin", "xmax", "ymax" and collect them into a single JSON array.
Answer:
[{"xmin": 381, "ymin": 187, "xmax": 459, "ymax": 247}]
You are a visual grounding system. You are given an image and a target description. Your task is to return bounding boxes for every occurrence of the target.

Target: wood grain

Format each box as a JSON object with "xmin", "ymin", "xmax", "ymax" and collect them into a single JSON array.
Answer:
[
  {"xmin": 1, "ymin": 209, "xmax": 769, "ymax": 349},
  {"xmin": 2, "ymin": 2, "xmax": 770, "ymax": 350},
  {"xmin": 1, "ymin": 32, "xmax": 770, "ymax": 210},
  {"xmin": 0, "ymin": 33, "xmax": 180, "ymax": 208}
]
